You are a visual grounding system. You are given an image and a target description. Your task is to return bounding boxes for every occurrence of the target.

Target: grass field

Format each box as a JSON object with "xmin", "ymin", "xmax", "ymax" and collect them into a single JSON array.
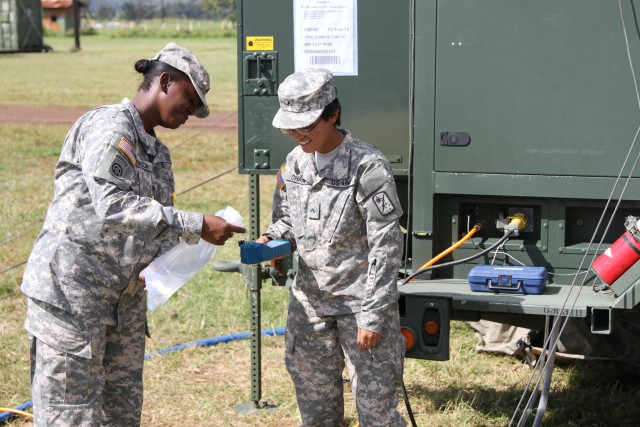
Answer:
[
  {"xmin": 0, "ymin": 37, "xmax": 237, "ymax": 111},
  {"xmin": 2, "ymin": 33, "xmax": 640, "ymax": 426}
]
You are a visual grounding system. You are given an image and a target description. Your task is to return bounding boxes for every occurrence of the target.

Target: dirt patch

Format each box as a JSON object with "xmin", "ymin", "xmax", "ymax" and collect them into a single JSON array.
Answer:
[{"xmin": 0, "ymin": 105, "xmax": 238, "ymax": 132}]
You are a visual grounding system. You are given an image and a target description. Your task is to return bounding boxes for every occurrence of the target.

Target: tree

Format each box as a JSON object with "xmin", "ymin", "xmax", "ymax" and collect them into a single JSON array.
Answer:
[
  {"xmin": 120, "ymin": 0, "xmax": 157, "ymax": 22},
  {"xmin": 166, "ymin": 0, "xmax": 207, "ymax": 20},
  {"xmin": 96, "ymin": 5, "xmax": 116, "ymax": 21},
  {"xmin": 201, "ymin": 0, "xmax": 236, "ymax": 23}
]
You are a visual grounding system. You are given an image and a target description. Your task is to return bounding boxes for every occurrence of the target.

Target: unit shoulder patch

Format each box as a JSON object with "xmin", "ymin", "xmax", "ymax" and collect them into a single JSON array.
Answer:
[
  {"xmin": 109, "ymin": 154, "xmax": 129, "ymax": 179},
  {"xmin": 372, "ymin": 191, "xmax": 396, "ymax": 216}
]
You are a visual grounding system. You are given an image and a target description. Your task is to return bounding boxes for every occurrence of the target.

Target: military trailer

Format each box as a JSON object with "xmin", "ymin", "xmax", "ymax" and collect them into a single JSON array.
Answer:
[{"xmin": 235, "ymin": 0, "xmax": 640, "ymax": 422}]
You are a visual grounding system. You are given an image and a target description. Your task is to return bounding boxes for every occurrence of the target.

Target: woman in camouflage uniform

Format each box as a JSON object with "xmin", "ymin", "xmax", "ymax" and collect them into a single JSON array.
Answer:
[
  {"xmin": 258, "ymin": 68, "xmax": 407, "ymax": 427},
  {"xmin": 21, "ymin": 43, "xmax": 244, "ymax": 426}
]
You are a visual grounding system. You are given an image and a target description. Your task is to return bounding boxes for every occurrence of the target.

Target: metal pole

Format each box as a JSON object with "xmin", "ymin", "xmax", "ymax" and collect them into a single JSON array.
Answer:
[
  {"xmin": 249, "ymin": 173, "xmax": 261, "ymax": 403},
  {"xmin": 72, "ymin": 0, "xmax": 80, "ymax": 51},
  {"xmin": 236, "ymin": 174, "xmax": 276, "ymax": 413},
  {"xmin": 532, "ymin": 316, "xmax": 558, "ymax": 427}
]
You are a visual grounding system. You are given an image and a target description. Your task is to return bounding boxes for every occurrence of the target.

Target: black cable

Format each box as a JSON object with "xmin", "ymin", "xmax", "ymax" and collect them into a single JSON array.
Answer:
[
  {"xmin": 1, "ymin": 117, "xmax": 233, "ymax": 247},
  {"xmin": 401, "ymin": 378, "xmax": 418, "ymax": 427},
  {"xmin": 177, "ymin": 167, "xmax": 237, "ymax": 196},
  {"xmin": 169, "ymin": 111, "xmax": 236, "ymax": 151},
  {"xmin": 0, "ymin": 168, "xmax": 238, "ymax": 277},
  {"xmin": 397, "ymin": 229, "xmax": 515, "ymax": 426},
  {"xmin": 0, "ymin": 219, "xmax": 43, "ymax": 247},
  {"xmin": 0, "ymin": 260, "xmax": 27, "ymax": 275},
  {"xmin": 401, "ymin": 230, "xmax": 515, "ymax": 286}
]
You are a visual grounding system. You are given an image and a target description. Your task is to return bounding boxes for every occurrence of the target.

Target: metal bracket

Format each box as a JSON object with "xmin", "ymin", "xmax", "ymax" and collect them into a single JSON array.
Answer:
[
  {"xmin": 253, "ymin": 149, "xmax": 270, "ymax": 169},
  {"xmin": 440, "ymin": 131, "xmax": 470, "ymax": 146},
  {"xmin": 591, "ymin": 306, "xmax": 613, "ymax": 334},
  {"xmin": 243, "ymin": 51, "xmax": 278, "ymax": 96}
]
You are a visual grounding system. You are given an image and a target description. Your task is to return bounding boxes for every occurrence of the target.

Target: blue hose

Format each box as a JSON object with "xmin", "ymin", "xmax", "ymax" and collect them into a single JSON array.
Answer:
[
  {"xmin": 0, "ymin": 401, "xmax": 33, "ymax": 424},
  {"xmin": 145, "ymin": 327, "xmax": 285, "ymax": 359},
  {"xmin": 0, "ymin": 328, "xmax": 285, "ymax": 425}
]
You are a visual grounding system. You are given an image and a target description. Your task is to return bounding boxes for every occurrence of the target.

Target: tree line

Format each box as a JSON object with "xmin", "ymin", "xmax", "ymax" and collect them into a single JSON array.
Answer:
[{"xmin": 95, "ymin": 0, "xmax": 236, "ymax": 23}]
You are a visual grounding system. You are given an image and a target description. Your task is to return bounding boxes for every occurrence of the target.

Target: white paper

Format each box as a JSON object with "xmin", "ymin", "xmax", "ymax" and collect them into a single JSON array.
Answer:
[
  {"xmin": 294, "ymin": 0, "xmax": 358, "ymax": 76},
  {"xmin": 143, "ymin": 206, "xmax": 244, "ymax": 310}
]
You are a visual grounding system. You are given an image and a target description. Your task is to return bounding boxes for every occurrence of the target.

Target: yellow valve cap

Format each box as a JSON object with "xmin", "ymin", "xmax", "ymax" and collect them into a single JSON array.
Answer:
[{"xmin": 507, "ymin": 213, "xmax": 528, "ymax": 230}]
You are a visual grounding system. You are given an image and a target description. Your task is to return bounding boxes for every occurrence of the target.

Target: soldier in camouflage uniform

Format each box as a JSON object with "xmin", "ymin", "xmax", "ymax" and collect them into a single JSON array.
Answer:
[
  {"xmin": 21, "ymin": 43, "xmax": 245, "ymax": 426},
  {"xmin": 258, "ymin": 68, "xmax": 407, "ymax": 426}
]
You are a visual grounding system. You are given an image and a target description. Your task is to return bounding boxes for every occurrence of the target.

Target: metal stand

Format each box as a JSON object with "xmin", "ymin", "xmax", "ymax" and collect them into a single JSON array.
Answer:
[
  {"xmin": 515, "ymin": 315, "xmax": 557, "ymax": 427},
  {"xmin": 235, "ymin": 174, "xmax": 277, "ymax": 414},
  {"xmin": 531, "ymin": 316, "xmax": 558, "ymax": 427}
]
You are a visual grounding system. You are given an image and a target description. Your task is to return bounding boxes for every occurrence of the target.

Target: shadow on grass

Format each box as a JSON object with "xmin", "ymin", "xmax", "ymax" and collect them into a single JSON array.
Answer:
[{"xmin": 405, "ymin": 360, "xmax": 640, "ymax": 426}]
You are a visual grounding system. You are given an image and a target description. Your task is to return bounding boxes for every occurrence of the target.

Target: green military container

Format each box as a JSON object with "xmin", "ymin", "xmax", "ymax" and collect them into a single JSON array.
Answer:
[
  {"xmin": 237, "ymin": 0, "xmax": 640, "ymax": 372},
  {"xmin": 237, "ymin": 0, "xmax": 411, "ymax": 176},
  {"xmin": 0, "ymin": 0, "xmax": 44, "ymax": 52}
]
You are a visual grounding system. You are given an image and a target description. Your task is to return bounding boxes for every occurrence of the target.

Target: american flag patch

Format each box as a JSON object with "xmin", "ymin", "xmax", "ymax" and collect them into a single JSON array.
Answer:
[
  {"xmin": 117, "ymin": 137, "xmax": 136, "ymax": 166},
  {"xmin": 277, "ymin": 164, "xmax": 286, "ymax": 191}
]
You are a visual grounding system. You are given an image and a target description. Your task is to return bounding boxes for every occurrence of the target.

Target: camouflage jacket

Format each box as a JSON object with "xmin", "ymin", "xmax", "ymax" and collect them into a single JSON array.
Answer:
[
  {"xmin": 21, "ymin": 98, "xmax": 203, "ymax": 324},
  {"xmin": 265, "ymin": 130, "xmax": 403, "ymax": 333}
]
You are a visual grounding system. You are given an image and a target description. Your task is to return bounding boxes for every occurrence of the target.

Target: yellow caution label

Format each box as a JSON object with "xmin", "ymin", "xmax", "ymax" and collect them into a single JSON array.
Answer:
[{"xmin": 246, "ymin": 36, "xmax": 274, "ymax": 51}]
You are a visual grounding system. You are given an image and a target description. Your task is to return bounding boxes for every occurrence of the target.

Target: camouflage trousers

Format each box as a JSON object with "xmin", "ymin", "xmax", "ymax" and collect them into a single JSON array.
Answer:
[
  {"xmin": 25, "ymin": 280, "xmax": 147, "ymax": 426},
  {"xmin": 285, "ymin": 299, "xmax": 407, "ymax": 427}
]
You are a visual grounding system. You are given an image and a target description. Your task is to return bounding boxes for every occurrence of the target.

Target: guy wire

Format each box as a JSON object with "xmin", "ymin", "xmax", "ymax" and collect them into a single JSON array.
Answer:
[{"xmin": 510, "ymin": 2, "xmax": 640, "ymax": 424}]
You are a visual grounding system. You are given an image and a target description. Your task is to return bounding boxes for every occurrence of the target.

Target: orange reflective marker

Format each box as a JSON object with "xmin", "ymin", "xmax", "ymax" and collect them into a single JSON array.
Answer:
[
  {"xmin": 400, "ymin": 327, "xmax": 415, "ymax": 350},
  {"xmin": 424, "ymin": 320, "xmax": 439, "ymax": 335}
]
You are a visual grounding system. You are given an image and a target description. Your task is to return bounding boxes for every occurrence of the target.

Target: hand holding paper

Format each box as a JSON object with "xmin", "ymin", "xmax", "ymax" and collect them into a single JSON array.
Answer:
[
  {"xmin": 143, "ymin": 206, "xmax": 245, "ymax": 310},
  {"xmin": 201, "ymin": 213, "xmax": 246, "ymax": 245}
]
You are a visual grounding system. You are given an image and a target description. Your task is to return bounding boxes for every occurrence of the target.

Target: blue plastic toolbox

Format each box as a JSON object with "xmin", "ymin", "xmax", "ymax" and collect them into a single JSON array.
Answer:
[{"xmin": 468, "ymin": 265, "xmax": 548, "ymax": 295}]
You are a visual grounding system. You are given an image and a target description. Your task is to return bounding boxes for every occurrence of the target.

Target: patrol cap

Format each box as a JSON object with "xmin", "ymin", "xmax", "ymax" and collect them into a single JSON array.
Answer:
[
  {"xmin": 272, "ymin": 68, "xmax": 337, "ymax": 129},
  {"xmin": 153, "ymin": 42, "xmax": 210, "ymax": 118}
]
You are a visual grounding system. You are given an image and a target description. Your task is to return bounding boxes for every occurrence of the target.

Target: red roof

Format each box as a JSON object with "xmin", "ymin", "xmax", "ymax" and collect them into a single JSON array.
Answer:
[{"xmin": 42, "ymin": 0, "xmax": 75, "ymax": 8}]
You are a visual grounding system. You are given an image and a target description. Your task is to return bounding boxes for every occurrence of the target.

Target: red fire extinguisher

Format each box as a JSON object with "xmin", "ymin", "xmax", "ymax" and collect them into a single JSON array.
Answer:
[{"xmin": 592, "ymin": 216, "xmax": 640, "ymax": 285}]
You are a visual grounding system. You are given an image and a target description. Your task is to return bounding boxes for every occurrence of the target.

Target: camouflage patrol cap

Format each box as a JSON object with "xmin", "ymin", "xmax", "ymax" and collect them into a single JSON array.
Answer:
[
  {"xmin": 153, "ymin": 42, "xmax": 210, "ymax": 118},
  {"xmin": 272, "ymin": 68, "xmax": 337, "ymax": 129}
]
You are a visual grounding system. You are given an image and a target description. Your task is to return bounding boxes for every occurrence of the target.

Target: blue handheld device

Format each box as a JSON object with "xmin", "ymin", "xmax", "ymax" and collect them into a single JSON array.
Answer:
[{"xmin": 240, "ymin": 240, "xmax": 291, "ymax": 264}]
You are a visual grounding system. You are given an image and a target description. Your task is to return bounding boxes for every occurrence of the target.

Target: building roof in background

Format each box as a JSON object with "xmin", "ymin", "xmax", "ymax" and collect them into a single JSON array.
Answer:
[{"xmin": 42, "ymin": 0, "xmax": 86, "ymax": 9}]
